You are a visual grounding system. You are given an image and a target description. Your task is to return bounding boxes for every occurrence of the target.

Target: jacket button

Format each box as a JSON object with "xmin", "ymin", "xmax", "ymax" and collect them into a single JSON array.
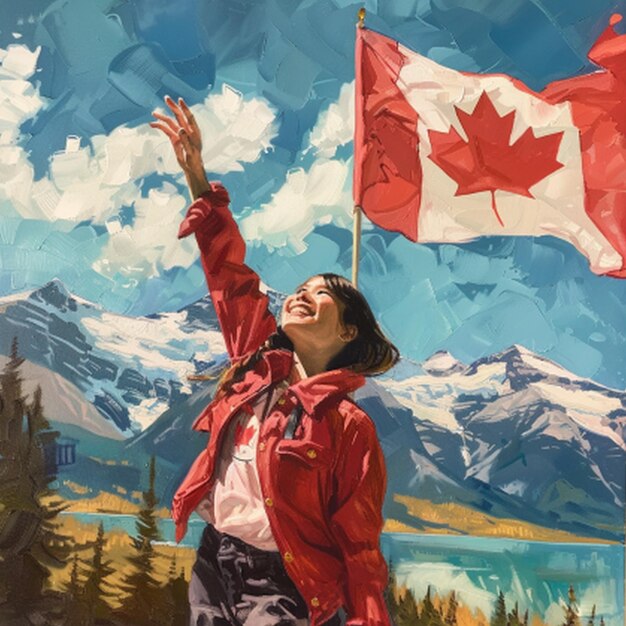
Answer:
[
  {"xmin": 264, "ymin": 497, "xmax": 274, "ymax": 507},
  {"xmin": 277, "ymin": 397, "xmax": 287, "ymax": 406},
  {"xmin": 258, "ymin": 442, "xmax": 266, "ymax": 451},
  {"xmin": 306, "ymin": 449, "xmax": 317, "ymax": 459},
  {"xmin": 283, "ymin": 551, "xmax": 294, "ymax": 563},
  {"xmin": 311, "ymin": 597, "xmax": 320, "ymax": 608}
]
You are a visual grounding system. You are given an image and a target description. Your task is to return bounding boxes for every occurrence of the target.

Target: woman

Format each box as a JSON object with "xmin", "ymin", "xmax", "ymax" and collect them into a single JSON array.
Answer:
[{"xmin": 151, "ymin": 97, "xmax": 399, "ymax": 626}]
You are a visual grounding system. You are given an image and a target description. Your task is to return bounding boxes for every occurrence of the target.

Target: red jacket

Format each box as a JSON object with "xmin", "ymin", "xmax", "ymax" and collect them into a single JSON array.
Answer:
[{"xmin": 171, "ymin": 183, "xmax": 391, "ymax": 626}]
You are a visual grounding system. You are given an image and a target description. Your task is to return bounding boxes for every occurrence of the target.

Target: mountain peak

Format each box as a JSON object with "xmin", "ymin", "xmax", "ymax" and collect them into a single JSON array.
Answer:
[
  {"xmin": 30, "ymin": 279, "xmax": 96, "ymax": 312},
  {"xmin": 422, "ymin": 350, "xmax": 467, "ymax": 376}
]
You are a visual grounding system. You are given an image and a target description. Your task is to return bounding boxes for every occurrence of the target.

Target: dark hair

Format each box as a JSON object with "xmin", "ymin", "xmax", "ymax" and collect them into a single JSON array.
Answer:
[
  {"xmin": 319, "ymin": 273, "xmax": 399, "ymax": 375},
  {"xmin": 216, "ymin": 273, "xmax": 399, "ymax": 397}
]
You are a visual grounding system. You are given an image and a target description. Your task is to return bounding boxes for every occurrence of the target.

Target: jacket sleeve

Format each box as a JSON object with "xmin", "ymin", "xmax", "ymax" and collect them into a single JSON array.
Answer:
[
  {"xmin": 178, "ymin": 182, "xmax": 277, "ymax": 361},
  {"xmin": 329, "ymin": 415, "xmax": 391, "ymax": 626}
]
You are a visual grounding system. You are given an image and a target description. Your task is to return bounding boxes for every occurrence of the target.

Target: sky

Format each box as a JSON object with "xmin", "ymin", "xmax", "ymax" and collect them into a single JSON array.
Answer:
[{"xmin": 0, "ymin": 0, "xmax": 625, "ymax": 389}]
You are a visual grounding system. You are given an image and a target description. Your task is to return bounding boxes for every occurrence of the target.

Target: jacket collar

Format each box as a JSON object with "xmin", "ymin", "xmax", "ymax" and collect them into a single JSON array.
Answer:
[{"xmin": 262, "ymin": 349, "xmax": 366, "ymax": 417}]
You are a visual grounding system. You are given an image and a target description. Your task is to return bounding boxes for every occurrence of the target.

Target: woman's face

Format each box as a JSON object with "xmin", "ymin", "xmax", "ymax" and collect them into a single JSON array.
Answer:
[{"xmin": 281, "ymin": 276, "xmax": 354, "ymax": 349}]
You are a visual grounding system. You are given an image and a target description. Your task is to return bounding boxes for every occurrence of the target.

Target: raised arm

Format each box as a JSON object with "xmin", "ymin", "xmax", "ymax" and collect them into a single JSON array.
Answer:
[{"xmin": 151, "ymin": 97, "xmax": 276, "ymax": 360}]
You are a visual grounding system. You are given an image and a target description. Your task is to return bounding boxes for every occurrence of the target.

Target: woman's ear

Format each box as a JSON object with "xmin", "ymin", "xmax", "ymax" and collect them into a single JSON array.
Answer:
[{"xmin": 339, "ymin": 325, "xmax": 358, "ymax": 342}]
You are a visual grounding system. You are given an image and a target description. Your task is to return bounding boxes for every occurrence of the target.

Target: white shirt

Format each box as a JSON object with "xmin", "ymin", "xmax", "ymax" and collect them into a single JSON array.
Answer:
[{"xmin": 195, "ymin": 383, "xmax": 289, "ymax": 551}]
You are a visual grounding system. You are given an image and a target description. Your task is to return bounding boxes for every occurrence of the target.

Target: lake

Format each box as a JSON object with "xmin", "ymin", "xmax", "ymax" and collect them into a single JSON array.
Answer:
[{"xmin": 65, "ymin": 512, "xmax": 624, "ymax": 626}]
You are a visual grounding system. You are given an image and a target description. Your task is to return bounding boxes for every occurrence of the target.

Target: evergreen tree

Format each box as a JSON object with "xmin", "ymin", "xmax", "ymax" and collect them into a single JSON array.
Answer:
[
  {"xmin": 162, "ymin": 556, "xmax": 189, "ymax": 626},
  {"xmin": 25, "ymin": 385, "xmax": 72, "ymax": 579},
  {"xmin": 81, "ymin": 522, "xmax": 115, "ymax": 624},
  {"xmin": 63, "ymin": 553, "xmax": 88, "ymax": 626},
  {"xmin": 562, "ymin": 585, "xmax": 581, "ymax": 626},
  {"xmin": 491, "ymin": 591, "xmax": 508, "ymax": 626},
  {"xmin": 445, "ymin": 590, "xmax": 458, "ymax": 626},
  {"xmin": 384, "ymin": 560, "xmax": 400, "ymax": 617},
  {"xmin": 508, "ymin": 601, "xmax": 526, "ymax": 626},
  {"xmin": 62, "ymin": 553, "xmax": 82, "ymax": 598},
  {"xmin": 587, "ymin": 604, "xmax": 596, "ymax": 626},
  {"xmin": 395, "ymin": 587, "xmax": 420, "ymax": 626},
  {"xmin": 117, "ymin": 456, "xmax": 168, "ymax": 625},
  {"xmin": 418, "ymin": 585, "xmax": 444, "ymax": 626},
  {"xmin": 0, "ymin": 342, "xmax": 71, "ymax": 612}
]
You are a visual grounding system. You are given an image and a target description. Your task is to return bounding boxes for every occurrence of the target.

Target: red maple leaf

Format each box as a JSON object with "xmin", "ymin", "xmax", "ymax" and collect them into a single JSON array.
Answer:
[
  {"xmin": 428, "ymin": 91, "xmax": 564, "ymax": 226},
  {"xmin": 234, "ymin": 422, "xmax": 255, "ymax": 447}
]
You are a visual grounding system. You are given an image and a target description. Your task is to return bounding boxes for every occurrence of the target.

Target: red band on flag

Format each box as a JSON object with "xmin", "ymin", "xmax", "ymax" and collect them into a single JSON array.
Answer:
[
  {"xmin": 354, "ymin": 28, "xmax": 421, "ymax": 241},
  {"xmin": 542, "ymin": 15, "xmax": 626, "ymax": 277}
]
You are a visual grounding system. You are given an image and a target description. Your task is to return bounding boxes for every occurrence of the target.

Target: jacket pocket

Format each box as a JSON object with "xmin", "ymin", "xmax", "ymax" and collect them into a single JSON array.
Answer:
[{"xmin": 275, "ymin": 440, "xmax": 331, "ymax": 468}]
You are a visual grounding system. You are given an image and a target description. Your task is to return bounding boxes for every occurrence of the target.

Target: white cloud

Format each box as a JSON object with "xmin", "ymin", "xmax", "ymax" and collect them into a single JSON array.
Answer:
[
  {"xmin": 239, "ymin": 158, "xmax": 353, "ymax": 253},
  {"xmin": 236, "ymin": 83, "xmax": 357, "ymax": 255},
  {"xmin": 90, "ymin": 87, "xmax": 278, "ymax": 276},
  {"xmin": 0, "ymin": 45, "xmax": 47, "ymax": 218},
  {"xmin": 2, "ymin": 80, "xmax": 277, "ymax": 224},
  {"xmin": 93, "ymin": 182, "xmax": 196, "ymax": 279},
  {"xmin": 195, "ymin": 84, "xmax": 277, "ymax": 173},
  {"xmin": 309, "ymin": 81, "xmax": 354, "ymax": 158}
]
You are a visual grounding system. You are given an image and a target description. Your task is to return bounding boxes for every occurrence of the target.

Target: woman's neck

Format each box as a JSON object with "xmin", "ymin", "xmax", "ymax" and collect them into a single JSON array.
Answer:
[{"xmin": 291, "ymin": 350, "xmax": 326, "ymax": 379}]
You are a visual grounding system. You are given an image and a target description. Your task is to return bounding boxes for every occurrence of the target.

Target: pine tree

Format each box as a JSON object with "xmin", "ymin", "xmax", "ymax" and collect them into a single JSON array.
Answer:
[
  {"xmin": 63, "ymin": 553, "xmax": 82, "ymax": 598},
  {"xmin": 395, "ymin": 587, "xmax": 420, "ymax": 626},
  {"xmin": 25, "ymin": 385, "xmax": 72, "ymax": 580},
  {"xmin": 587, "ymin": 604, "xmax": 596, "ymax": 626},
  {"xmin": 0, "ymin": 337, "xmax": 28, "ymax": 604},
  {"xmin": 63, "ymin": 553, "xmax": 88, "ymax": 626},
  {"xmin": 81, "ymin": 522, "xmax": 115, "ymax": 624},
  {"xmin": 507, "ymin": 601, "xmax": 524, "ymax": 626},
  {"xmin": 418, "ymin": 585, "xmax": 444, "ymax": 626},
  {"xmin": 0, "ymin": 343, "xmax": 71, "ymax": 612},
  {"xmin": 445, "ymin": 590, "xmax": 458, "ymax": 626},
  {"xmin": 117, "ymin": 456, "xmax": 168, "ymax": 625},
  {"xmin": 491, "ymin": 591, "xmax": 507, "ymax": 626},
  {"xmin": 162, "ymin": 556, "xmax": 189, "ymax": 626},
  {"xmin": 562, "ymin": 585, "xmax": 581, "ymax": 626},
  {"xmin": 384, "ymin": 560, "xmax": 400, "ymax": 617}
]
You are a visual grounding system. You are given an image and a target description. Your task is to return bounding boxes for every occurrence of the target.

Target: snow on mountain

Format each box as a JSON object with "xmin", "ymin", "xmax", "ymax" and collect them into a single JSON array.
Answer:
[
  {"xmin": 378, "ymin": 344, "xmax": 626, "ymax": 535},
  {"xmin": 1, "ymin": 279, "xmax": 624, "ymax": 539},
  {"xmin": 422, "ymin": 350, "xmax": 468, "ymax": 376},
  {"xmin": 382, "ymin": 356, "xmax": 508, "ymax": 431},
  {"xmin": 0, "ymin": 279, "xmax": 228, "ymax": 435}
]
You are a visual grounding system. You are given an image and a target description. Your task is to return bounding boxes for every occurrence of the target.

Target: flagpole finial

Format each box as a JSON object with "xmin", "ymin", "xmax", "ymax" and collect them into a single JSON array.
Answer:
[{"xmin": 357, "ymin": 7, "xmax": 366, "ymax": 29}]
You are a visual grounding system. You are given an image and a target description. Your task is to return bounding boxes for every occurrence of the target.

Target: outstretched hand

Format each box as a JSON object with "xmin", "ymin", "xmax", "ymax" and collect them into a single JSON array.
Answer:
[{"xmin": 151, "ymin": 96, "xmax": 204, "ymax": 175}]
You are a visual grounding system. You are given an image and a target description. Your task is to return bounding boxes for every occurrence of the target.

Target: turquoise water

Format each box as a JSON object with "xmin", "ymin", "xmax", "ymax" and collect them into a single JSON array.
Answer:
[{"xmin": 65, "ymin": 513, "xmax": 624, "ymax": 626}]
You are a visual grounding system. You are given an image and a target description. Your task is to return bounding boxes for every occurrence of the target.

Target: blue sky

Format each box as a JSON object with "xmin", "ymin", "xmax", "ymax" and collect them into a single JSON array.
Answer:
[{"xmin": 0, "ymin": 0, "xmax": 625, "ymax": 389}]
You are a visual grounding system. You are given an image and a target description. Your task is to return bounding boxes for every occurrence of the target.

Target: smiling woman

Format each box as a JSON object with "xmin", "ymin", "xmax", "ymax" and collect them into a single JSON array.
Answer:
[{"xmin": 151, "ymin": 96, "xmax": 399, "ymax": 626}]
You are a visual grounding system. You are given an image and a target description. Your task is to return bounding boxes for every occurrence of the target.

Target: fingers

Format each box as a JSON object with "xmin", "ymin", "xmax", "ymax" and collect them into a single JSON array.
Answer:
[
  {"xmin": 152, "ymin": 111, "xmax": 179, "ymax": 133},
  {"xmin": 149, "ymin": 120, "xmax": 178, "ymax": 142},
  {"xmin": 178, "ymin": 98, "xmax": 200, "ymax": 134},
  {"xmin": 178, "ymin": 128, "xmax": 192, "ymax": 153},
  {"xmin": 165, "ymin": 95, "xmax": 192, "ymax": 135}
]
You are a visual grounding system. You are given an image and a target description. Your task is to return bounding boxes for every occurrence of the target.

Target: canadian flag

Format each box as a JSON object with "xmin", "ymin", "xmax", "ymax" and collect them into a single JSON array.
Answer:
[{"xmin": 354, "ymin": 14, "xmax": 626, "ymax": 277}]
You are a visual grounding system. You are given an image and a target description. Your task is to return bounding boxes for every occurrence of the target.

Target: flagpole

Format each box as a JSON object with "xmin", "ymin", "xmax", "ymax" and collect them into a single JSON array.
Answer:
[{"xmin": 352, "ymin": 7, "xmax": 366, "ymax": 288}]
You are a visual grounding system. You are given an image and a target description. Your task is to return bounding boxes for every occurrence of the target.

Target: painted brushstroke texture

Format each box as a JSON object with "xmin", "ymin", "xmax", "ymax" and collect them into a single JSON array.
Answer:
[{"xmin": 0, "ymin": 2, "xmax": 625, "ymax": 392}]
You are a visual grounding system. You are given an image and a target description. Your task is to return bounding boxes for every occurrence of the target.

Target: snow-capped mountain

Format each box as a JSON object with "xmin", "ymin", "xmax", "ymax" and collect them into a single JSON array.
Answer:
[
  {"xmin": 382, "ymin": 345, "xmax": 626, "ymax": 536},
  {"xmin": 1, "ymin": 280, "xmax": 624, "ymax": 539},
  {"xmin": 0, "ymin": 279, "xmax": 228, "ymax": 435}
]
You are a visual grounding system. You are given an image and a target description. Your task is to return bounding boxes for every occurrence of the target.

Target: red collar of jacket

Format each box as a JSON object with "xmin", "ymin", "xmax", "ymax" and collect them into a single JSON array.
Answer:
[{"xmin": 261, "ymin": 349, "xmax": 366, "ymax": 417}]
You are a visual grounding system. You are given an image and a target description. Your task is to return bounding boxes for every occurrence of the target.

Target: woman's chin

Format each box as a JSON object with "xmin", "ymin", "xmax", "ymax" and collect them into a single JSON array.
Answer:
[{"xmin": 281, "ymin": 318, "xmax": 316, "ymax": 341}]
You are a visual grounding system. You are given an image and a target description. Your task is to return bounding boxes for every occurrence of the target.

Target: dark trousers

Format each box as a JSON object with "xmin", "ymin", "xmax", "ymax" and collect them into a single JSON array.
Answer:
[{"xmin": 189, "ymin": 524, "xmax": 343, "ymax": 626}]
